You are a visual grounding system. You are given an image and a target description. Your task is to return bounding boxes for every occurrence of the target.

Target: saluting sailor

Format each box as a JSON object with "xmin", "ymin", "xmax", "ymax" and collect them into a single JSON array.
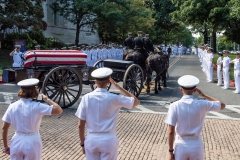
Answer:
[
  {"xmin": 35, "ymin": 45, "xmax": 40, "ymax": 50},
  {"xmin": 230, "ymin": 51, "xmax": 240, "ymax": 93},
  {"xmin": 2, "ymin": 78, "xmax": 62, "ymax": 159},
  {"xmin": 9, "ymin": 45, "xmax": 23, "ymax": 67},
  {"xmin": 165, "ymin": 75, "xmax": 225, "ymax": 160},
  {"xmin": 76, "ymin": 67, "xmax": 140, "ymax": 160}
]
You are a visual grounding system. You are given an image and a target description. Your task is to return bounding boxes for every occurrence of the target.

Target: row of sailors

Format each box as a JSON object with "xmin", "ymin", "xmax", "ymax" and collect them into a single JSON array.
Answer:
[
  {"xmin": 198, "ymin": 44, "xmax": 240, "ymax": 94},
  {"xmin": 80, "ymin": 45, "xmax": 125, "ymax": 66},
  {"xmin": 9, "ymin": 44, "xmax": 125, "ymax": 67}
]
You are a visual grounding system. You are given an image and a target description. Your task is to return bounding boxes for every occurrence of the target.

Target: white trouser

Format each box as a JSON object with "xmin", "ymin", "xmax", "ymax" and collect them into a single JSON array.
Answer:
[
  {"xmin": 234, "ymin": 70, "xmax": 240, "ymax": 92},
  {"xmin": 223, "ymin": 68, "xmax": 230, "ymax": 88},
  {"xmin": 85, "ymin": 133, "xmax": 118, "ymax": 160},
  {"xmin": 174, "ymin": 136, "xmax": 204, "ymax": 160},
  {"xmin": 10, "ymin": 132, "xmax": 42, "ymax": 160},
  {"xmin": 178, "ymin": 52, "xmax": 182, "ymax": 57},
  {"xmin": 217, "ymin": 67, "xmax": 223, "ymax": 85},
  {"xmin": 208, "ymin": 64, "xmax": 213, "ymax": 81},
  {"xmin": 173, "ymin": 52, "xmax": 176, "ymax": 57}
]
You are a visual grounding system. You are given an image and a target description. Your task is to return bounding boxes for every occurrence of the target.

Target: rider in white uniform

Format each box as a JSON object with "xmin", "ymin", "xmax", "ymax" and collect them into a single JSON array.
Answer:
[
  {"xmin": 2, "ymin": 78, "xmax": 63, "ymax": 160},
  {"xmin": 165, "ymin": 75, "xmax": 225, "ymax": 160}
]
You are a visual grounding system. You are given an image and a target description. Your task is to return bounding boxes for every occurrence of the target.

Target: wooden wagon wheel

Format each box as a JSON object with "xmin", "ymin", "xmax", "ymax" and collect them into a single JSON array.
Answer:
[
  {"xmin": 90, "ymin": 60, "xmax": 111, "ymax": 91},
  {"xmin": 42, "ymin": 66, "xmax": 82, "ymax": 108},
  {"xmin": 123, "ymin": 64, "xmax": 144, "ymax": 97},
  {"xmin": 38, "ymin": 71, "xmax": 47, "ymax": 93}
]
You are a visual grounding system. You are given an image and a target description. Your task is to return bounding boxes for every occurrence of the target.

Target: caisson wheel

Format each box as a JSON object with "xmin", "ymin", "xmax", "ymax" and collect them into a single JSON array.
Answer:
[
  {"xmin": 42, "ymin": 67, "xmax": 82, "ymax": 108},
  {"xmin": 123, "ymin": 64, "xmax": 144, "ymax": 97}
]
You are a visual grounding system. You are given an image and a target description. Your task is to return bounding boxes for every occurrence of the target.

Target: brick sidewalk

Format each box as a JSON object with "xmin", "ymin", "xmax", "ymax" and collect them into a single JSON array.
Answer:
[{"xmin": 0, "ymin": 105, "xmax": 240, "ymax": 160}]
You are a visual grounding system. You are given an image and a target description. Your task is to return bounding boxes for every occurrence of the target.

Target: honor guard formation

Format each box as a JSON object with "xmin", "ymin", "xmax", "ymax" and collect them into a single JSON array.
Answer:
[
  {"xmin": 3, "ymin": 31, "xmax": 236, "ymax": 160},
  {"xmin": 198, "ymin": 44, "xmax": 240, "ymax": 94}
]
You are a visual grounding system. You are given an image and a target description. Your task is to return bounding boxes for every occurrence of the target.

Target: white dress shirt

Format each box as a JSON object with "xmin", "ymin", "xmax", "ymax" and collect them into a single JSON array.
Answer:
[
  {"xmin": 75, "ymin": 88, "xmax": 134, "ymax": 133},
  {"xmin": 165, "ymin": 95, "xmax": 221, "ymax": 137}
]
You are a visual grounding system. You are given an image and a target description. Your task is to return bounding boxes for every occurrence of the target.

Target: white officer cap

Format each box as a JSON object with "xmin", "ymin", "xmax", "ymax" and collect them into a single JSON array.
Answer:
[
  {"xmin": 35, "ymin": 45, "xmax": 40, "ymax": 48},
  {"xmin": 17, "ymin": 78, "xmax": 39, "ymax": 89},
  {"xmin": 223, "ymin": 50, "xmax": 229, "ymax": 53},
  {"xmin": 15, "ymin": 45, "xmax": 21, "ymax": 48},
  {"xmin": 91, "ymin": 67, "xmax": 113, "ymax": 81},
  {"xmin": 178, "ymin": 75, "xmax": 199, "ymax": 90}
]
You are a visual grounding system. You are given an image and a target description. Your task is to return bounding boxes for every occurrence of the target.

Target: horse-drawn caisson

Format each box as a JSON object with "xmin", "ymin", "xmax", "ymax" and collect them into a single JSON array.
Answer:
[
  {"xmin": 93, "ymin": 47, "xmax": 169, "ymax": 95},
  {"xmin": 3, "ymin": 47, "xmax": 169, "ymax": 108},
  {"xmin": 3, "ymin": 50, "xmax": 96, "ymax": 108}
]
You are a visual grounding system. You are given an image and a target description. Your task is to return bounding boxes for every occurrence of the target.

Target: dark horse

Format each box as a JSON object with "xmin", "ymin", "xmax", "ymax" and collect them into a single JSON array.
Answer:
[
  {"xmin": 145, "ymin": 52, "xmax": 169, "ymax": 94},
  {"xmin": 123, "ymin": 49, "xmax": 146, "ymax": 70}
]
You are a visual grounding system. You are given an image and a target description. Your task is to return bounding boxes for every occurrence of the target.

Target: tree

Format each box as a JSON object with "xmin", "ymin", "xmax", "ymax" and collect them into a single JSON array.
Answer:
[
  {"xmin": 50, "ymin": 0, "xmax": 102, "ymax": 46},
  {"xmin": 171, "ymin": 0, "xmax": 240, "ymax": 51},
  {"xmin": 144, "ymin": 0, "xmax": 182, "ymax": 44},
  {"xmin": 0, "ymin": 0, "xmax": 47, "ymax": 32},
  {"xmin": 194, "ymin": 35, "xmax": 204, "ymax": 48},
  {"xmin": 95, "ymin": 0, "xmax": 155, "ymax": 44}
]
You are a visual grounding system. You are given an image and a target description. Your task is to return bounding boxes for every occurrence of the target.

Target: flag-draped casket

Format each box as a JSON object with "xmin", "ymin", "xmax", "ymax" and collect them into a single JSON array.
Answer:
[{"xmin": 23, "ymin": 50, "xmax": 87, "ymax": 67}]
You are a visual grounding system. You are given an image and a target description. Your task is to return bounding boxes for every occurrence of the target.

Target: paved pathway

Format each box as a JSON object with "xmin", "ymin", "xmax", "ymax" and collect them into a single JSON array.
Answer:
[{"xmin": 0, "ymin": 105, "xmax": 240, "ymax": 160}]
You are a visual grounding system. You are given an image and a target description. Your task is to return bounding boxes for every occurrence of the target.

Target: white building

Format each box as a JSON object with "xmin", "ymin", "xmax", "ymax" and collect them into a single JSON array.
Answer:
[{"xmin": 42, "ymin": 0, "xmax": 100, "ymax": 45}]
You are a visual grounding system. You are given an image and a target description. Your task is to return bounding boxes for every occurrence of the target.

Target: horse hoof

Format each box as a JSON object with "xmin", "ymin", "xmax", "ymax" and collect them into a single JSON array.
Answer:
[
  {"xmin": 146, "ymin": 89, "xmax": 150, "ymax": 93},
  {"xmin": 163, "ymin": 85, "xmax": 167, "ymax": 88},
  {"xmin": 158, "ymin": 88, "xmax": 161, "ymax": 91},
  {"xmin": 155, "ymin": 91, "xmax": 159, "ymax": 94}
]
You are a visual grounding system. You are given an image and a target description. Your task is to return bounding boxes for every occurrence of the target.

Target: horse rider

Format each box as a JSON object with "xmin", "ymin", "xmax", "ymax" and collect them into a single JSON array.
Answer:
[
  {"xmin": 124, "ymin": 32, "xmax": 134, "ymax": 49},
  {"xmin": 134, "ymin": 31, "xmax": 148, "ymax": 59},
  {"xmin": 144, "ymin": 34, "xmax": 154, "ymax": 53}
]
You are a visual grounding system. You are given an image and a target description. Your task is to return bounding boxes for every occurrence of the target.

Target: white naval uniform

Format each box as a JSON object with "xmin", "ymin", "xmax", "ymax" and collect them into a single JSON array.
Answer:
[
  {"xmin": 178, "ymin": 47, "xmax": 183, "ymax": 57},
  {"xmin": 231, "ymin": 58, "xmax": 240, "ymax": 93},
  {"xmin": 222, "ymin": 56, "xmax": 231, "ymax": 89},
  {"xmin": 12, "ymin": 51, "xmax": 23, "ymax": 67},
  {"xmin": 75, "ymin": 88, "xmax": 134, "ymax": 160},
  {"xmin": 165, "ymin": 95, "xmax": 221, "ymax": 160},
  {"xmin": 207, "ymin": 53, "xmax": 214, "ymax": 82},
  {"xmin": 2, "ymin": 98, "xmax": 53, "ymax": 160},
  {"xmin": 216, "ymin": 56, "xmax": 223, "ymax": 85}
]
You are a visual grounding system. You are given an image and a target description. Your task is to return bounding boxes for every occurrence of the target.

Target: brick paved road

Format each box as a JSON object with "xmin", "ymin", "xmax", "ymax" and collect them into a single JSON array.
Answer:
[{"xmin": 1, "ymin": 105, "xmax": 240, "ymax": 160}]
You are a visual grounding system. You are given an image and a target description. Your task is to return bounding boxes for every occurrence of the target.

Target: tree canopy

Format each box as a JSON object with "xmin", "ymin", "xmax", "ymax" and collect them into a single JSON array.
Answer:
[{"xmin": 0, "ymin": 0, "xmax": 47, "ymax": 32}]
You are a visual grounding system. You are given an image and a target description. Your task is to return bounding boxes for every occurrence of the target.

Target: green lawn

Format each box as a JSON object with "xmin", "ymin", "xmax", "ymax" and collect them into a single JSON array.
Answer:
[{"xmin": 214, "ymin": 54, "xmax": 236, "ymax": 81}]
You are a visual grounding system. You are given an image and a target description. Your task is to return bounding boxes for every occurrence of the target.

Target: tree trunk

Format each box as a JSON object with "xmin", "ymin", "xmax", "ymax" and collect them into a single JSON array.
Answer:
[
  {"xmin": 75, "ymin": 20, "xmax": 81, "ymax": 46},
  {"xmin": 203, "ymin": 25, "xmax": 208, "ymax": 44},
  {"xmin": 212, "ymin": 30, "xmax": 217, "ymax": 53}
]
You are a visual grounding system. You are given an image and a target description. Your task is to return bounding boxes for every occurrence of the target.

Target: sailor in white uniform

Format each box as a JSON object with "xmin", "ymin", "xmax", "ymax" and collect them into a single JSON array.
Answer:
[
  {"xmin": 206, "ymin": 47, "xmax": 214, "ymax": 82},
  {"xmin": 178, "ymin": 45, "xmax": 183, "ymax": 57},
  {"xmin": 2, "ymin": 78, "xmax": 63, "ymax": 160},
  {"xmin": 230, "ymin": 51, "xmax": 240, "ymax": 93},
  {"xmin": 216, "ymin": 52, "xmax": 223, "ymax": 86},
  {"xmin": 75, "ymin": 68, "xmax": 140, "ymax": 160},
  {"xmin": 221, "ymin": 50, "xmax": 231, "ymax": 89},
  {"xmin": 9, "ymin": 45, "xmax": 23, "ymax": 67},
  {"xmin": 165, "ymin": 75, "xmax": 225, "ymax": 160}
]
